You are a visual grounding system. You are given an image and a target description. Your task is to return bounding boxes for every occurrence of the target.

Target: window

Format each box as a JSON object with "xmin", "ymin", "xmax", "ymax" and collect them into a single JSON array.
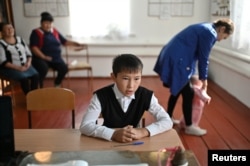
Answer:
[
  {"xmin": 68, "ymin": 0, "xmax": 130, "ymax": 38},
  {"xmin": 230, "ymin": 0, "xmax": 250, "ymax": 54}
]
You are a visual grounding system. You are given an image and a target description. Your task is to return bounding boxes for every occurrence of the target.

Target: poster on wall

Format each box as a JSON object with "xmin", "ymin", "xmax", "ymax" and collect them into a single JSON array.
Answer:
[
  {"xmin": 23, "ymin": 0, "xmax": 69, "ymax": 17},
  {"xmin": 211, "ymin": 0, "xmax": 230, "ymax": 16},
  {"xmin": 148, "ymin": 0, "xmax": 194, "ymax": 19}
]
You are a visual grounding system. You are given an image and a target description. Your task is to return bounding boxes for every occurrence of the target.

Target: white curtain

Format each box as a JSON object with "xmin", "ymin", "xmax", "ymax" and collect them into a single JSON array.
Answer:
[
  {"xmin": 68, "ymin": 0, "xmax": 130, "ymax": 39},
  {"xmin": 230, "ymin": 0, "xmax": 250, "ymax": 53}
]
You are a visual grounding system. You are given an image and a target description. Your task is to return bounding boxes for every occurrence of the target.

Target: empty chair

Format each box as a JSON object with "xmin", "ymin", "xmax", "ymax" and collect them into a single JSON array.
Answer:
[
  {"xmin": 26, "ymin": 87, "xmax": 75, "ymax": 128},
  {"xmin": 64, "ymin": 44, "xmax": 93, "ymax": 92}
]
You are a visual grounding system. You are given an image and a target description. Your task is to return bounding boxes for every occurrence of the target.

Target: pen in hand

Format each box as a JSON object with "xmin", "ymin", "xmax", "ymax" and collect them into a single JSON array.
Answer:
[{"xmin": 113, "ymin": 141, "xmax": 144, "ymax": 147}]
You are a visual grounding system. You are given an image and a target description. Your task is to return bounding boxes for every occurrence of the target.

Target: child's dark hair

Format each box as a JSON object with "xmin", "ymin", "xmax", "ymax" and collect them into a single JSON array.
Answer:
[{"xmin": 112, "ymin": 54, "xmax": 143, "ymax": 77}]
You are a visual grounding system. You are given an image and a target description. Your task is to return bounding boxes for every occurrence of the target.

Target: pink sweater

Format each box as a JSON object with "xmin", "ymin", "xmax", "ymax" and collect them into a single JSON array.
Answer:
[{"xmin": 180, "ymin": 85, "xmax": 211, "ymax": 128}]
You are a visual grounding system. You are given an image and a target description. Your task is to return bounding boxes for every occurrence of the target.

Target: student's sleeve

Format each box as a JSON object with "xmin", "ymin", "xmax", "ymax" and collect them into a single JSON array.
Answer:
[
  {"xmin": 197, "ymin": 29, "xmax": 217, "ymax": 80},
  {"xmin": 145, "ymin": 94, "xmax": 173, "ymax": 136},
  {"xmin": 58, "ymin": 31, "xmax": 67, "ymax": 45},
  {"xmin": 29, "ymin": 30, "xmax": 39, "ymax": 47},
  {"xmin": 79, "ymin": 94, "xmax": 115, "ymax": 141},
  {"xmin": 0, "ymin": 45, "xmax": 7, "ymax": 65}
]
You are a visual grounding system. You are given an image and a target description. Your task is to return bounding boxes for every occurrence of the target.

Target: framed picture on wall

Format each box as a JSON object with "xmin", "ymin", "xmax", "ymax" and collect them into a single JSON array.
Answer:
[
  {"xmin": 23, "ymin": 0, "xmax": 69, "ymax": 17},
  {"xmin": 148, "ymin": 0, "xmax": 194, "ymax": 19},
  {"xmin": 211, "ymin": 0, "xmax": 230, "ymax": 16}
]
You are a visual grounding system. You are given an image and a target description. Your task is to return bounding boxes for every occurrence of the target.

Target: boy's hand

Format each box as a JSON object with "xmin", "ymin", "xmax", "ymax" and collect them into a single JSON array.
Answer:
[
  {"xmin": 129, "ymin": 128, "xmax": 150, "ymax": 140},
  {"xmin": 111, "ymin": 125, "xmax": 133, "ymax": 143},
  {"xmin": 111, "ymin": 125, "xmax": 149, "ymax": 143}
]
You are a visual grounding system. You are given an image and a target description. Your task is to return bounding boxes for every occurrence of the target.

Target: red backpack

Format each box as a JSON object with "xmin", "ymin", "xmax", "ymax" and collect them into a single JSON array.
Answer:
[{"xmin": 34, "ymin": 28, "xmax": 60, "ymax": 48}]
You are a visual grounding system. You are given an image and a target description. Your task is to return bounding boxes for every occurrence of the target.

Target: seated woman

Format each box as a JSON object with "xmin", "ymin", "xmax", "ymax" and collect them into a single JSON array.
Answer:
[
  {"xmin": 0, "ymin": 22, "xmax": 39, "ymax": 95},
  {"xmin": 29, "ymin": 12, "xmax": 86, "ymax": 88}
]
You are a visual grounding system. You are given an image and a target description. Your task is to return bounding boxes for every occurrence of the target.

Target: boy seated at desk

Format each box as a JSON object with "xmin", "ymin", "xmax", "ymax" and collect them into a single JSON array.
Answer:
[{"xmin": 80, "ymin": 54, "xmax": 173, "ymax": 143}]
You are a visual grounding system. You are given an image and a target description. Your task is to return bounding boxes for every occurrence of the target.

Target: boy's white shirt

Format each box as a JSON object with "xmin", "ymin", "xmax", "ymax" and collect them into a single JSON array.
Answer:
[{"xmin": 79, "ymin": 84, "xmax": 173, "ymax": 141}]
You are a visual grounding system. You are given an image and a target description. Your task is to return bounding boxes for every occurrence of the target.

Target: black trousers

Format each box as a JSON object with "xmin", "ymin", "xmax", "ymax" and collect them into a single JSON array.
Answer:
[
  {"xmin": 20, "ymin": 74, "xmax": 39, "ymax": 95},
  {"xmin": 167, "ymin": 82, "xmax": 194, "ymax": 126},
  {"xmin": 32, "ymin": 56, "xmax": 68, "ymax": 88}
]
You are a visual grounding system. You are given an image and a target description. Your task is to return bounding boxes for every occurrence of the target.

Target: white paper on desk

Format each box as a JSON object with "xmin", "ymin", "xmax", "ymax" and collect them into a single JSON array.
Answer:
[
  {"xmin": 27, "ymin": 160, "xmax": 88, "ymax": 166},
  {"xmin": 93, "ymin": 164, "xmax": 148, "ymax": 166}
]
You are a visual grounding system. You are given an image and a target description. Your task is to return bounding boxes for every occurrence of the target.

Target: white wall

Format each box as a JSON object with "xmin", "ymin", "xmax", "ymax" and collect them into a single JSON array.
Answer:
[
  {"xmin": 208, "ymin": 12, "xmax": 250, "ymax": 108},
  {"xmin": 209, "ymin": 43, "xmax": 250, "ymax": 108},
  {"xmin": 12, "ymin": 0, "xmax": 210, "ymax": 45},
  {"xmin": 11, "ymin": 0, "xmax": 210, "ymax": 76},
  {"xmin": 209, "ymin": 47, "xmax": 250, "ymax": 108}
]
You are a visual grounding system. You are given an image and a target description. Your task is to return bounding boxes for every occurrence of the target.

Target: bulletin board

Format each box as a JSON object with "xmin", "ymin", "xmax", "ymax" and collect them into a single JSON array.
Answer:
[
  {"xmin": 148, "ymin": 0, "xmax": 194, "ymax": 19},
  {"xmin": 23, "ymin": 0, "xmax": 69, "ymax": 17}
]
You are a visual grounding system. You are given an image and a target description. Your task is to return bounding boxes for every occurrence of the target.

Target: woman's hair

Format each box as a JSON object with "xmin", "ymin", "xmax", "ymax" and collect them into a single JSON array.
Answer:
[
  {"xmin": 40, "ymin": 11, "xmax": 54, "ymax": 23},
  {"xmin": 213, "ymin": 18, "xmax": 234, "ymax": 34},
  {"xmin": 112, "ymin": 54, "xmax": 143, "ymax": 77},
  {"xmin": 0, "ymin": 22, "xmax": 10, "ymax": 32}
]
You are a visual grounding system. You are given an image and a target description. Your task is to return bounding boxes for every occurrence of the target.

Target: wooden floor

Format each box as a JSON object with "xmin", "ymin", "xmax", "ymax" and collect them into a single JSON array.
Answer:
[{"xmin": 7, "ymin": 77, "xmax": 250, "ymax": 166}]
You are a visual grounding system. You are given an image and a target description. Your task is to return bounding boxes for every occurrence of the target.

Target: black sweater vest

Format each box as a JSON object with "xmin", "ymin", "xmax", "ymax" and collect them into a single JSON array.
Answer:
[{"xmin": 95, "ymin": 84, "xmax": 153, "ymax": 128}]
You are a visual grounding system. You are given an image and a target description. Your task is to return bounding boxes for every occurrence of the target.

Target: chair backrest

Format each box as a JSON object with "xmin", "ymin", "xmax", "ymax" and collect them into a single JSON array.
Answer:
[
  {"xmin": 26, "ymin": 87, "xmax": 75, "ymax": 128},
  {"xmin": 63, "ymin": 44, "xmax": 93, "ymax": 91},
  {"xmin": 65, "ymin": 45, "xmax": 90, "ymax": 64}
]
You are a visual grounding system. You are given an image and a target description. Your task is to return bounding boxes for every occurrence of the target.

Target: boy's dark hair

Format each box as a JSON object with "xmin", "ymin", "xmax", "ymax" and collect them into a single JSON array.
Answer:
[
  {"xmin": 112, "ymin": 54, "xmax": 143, "ymax": 77},
  {"xmin": 213, "ymin": 18, "xmax": 234, "ymax": 35}
]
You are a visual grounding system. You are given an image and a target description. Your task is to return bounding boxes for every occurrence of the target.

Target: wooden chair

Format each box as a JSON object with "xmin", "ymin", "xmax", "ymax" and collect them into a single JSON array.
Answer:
[
  {"xmin": 26, "ymin": 87, "xmax": 75, "ymax": 129},
  {"xmin": 64, "ymin": 45, "xmax": 93, "ymax": 92},
  {"xmin": 139, "ymin": 112, "xmax": 147, "ymax": 127}
]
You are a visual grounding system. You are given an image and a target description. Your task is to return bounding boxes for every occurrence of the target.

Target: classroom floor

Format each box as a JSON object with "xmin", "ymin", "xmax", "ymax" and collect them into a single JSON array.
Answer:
[{"xmin": 9, "ymin": 76, "xmax": 250, "ymax": 166}]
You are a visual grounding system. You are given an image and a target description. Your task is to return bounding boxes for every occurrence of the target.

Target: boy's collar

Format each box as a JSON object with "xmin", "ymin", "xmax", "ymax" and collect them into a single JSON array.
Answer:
[{"xmin": 113, "ymin": 84, "xmax": 135, "ymax": 99}]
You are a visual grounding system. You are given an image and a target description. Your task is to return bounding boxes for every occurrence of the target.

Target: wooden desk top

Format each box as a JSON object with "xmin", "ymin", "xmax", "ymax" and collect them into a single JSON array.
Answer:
[
  {"xmin": 15, "ymin": 129, "xmax": 200, "ymax": 166},
  {"xmin": 14, "ymin": 129, "xmax": 184, "ymax": 152}
]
